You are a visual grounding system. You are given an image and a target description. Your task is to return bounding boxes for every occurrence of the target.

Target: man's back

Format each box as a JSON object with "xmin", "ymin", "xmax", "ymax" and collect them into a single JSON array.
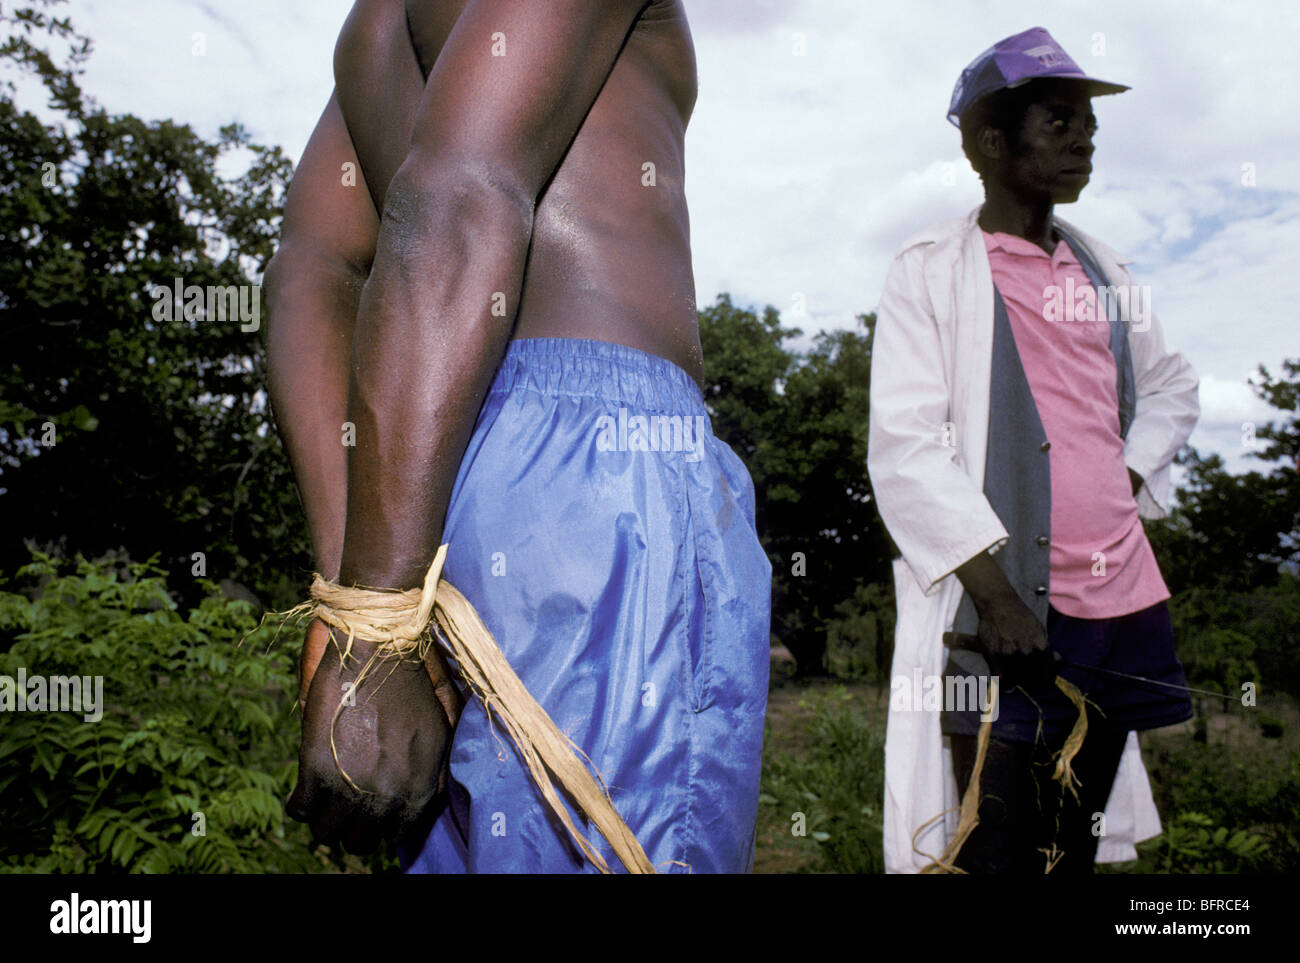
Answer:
[
  {"xmin": 278, "ymin": 0, "xmax": 770, "ymax": 872},
  {"xmin": 396, "ymin": 0, "xmax": 703, "ymax": 384}
]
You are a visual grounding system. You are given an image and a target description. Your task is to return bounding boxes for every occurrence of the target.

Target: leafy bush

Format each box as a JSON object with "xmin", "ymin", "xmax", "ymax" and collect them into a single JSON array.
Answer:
[
  {"xmin": 823, "ymin": 581, "xmax": 895, "ymax": 681},
  {"xmin": 1166, "ymin": 577, "xmax": 1300, "ymax": 700},
  {"xmin": 758, "ymin": 686, "xmax": 884, "ymax": 872},
  {"xmin": 0, "ymin": 552, "xmax": 375, "ymax": 873},
  {"xmin": 1133, "ymin": 730, "xmax": 1300, "ymax": 873},
  {"xmin": 1131, "ymin": 812, "xmax": 1270, "ymax": 874}
]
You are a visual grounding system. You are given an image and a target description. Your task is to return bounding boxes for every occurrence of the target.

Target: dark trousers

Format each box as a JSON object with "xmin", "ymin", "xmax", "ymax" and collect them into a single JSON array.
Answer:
[{"xmin": 941, "ymin": 600, "xmax": 1191, "ymax": 874}]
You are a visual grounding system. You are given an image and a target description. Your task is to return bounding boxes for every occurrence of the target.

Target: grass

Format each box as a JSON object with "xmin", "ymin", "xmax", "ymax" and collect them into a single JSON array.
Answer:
[{"xmin": 752, "ymin": 674, "xmax": 1300, "ymax": 874}]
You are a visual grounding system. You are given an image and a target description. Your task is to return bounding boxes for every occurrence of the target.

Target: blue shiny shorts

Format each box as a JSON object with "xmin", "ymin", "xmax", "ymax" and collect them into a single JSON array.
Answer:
[{"xmin": 399, "ymin": 338, "xmax": 771, "ymax": 873}]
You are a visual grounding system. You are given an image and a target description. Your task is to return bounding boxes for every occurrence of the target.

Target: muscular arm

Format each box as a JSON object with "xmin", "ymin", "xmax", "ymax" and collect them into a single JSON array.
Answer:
[
  {"xmin": 337, "ymin": 0, "xmax": 651, "ymax": 590},
  {"xmin": 266, "ymin": 0, "xmax": 426, "ymax": 578},
  {"xmin": 283, "ymin": 0, "xmax": 652, "ymax": 850},
  {"xmin": 273, "ymin": 4, "xmax": 467, "ymax": 853},
  {"xmin": 265, "ymin": 93, "xmax": 380, "ymax": 580}
]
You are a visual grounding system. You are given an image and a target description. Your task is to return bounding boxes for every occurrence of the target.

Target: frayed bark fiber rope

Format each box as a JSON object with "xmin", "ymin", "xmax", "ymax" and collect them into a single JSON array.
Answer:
[
  {"xmin": 916, "ymin": 676, "xmax": 1089, "ymax": 874},
  {"xmin": 1051, "ymin": 677, "xmax": 1088, "ymax": 803},
  {"xmin": 289, "ymin": 543, "xmax": 655, "ymax": 875}
]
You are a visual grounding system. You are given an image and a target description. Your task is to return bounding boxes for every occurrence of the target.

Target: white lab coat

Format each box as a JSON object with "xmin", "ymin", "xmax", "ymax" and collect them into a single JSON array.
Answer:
[{"xmin": 868, "ymin": 206, "xmax": 1200, "ymax": 874}]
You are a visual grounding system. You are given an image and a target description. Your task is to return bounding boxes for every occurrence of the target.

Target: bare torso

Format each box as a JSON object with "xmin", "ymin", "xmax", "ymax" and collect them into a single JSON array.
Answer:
[
  {"xmin": 393, "ymin": 0, "xmax": 702, "ymax": 384},
  {"xmin": 279, "ymin": 0, "xmax": 709, "ymax": 846}
]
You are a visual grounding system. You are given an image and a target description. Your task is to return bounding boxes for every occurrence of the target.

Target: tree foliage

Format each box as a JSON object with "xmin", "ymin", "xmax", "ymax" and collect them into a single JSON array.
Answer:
[
  {"xmin": 1145, "ymin": 357, "xmax": 1300, "ymax": 595},
  {"xmin": 0, "ymin": 552, "xmax": 355, "ymax": 872},
  {"xmin": 0, "ymin": 0, "xmax": 310, "ymax": 608},
  {"xmin": 699, "ymin": 295, "xmax": 894, "ymax": 673}
]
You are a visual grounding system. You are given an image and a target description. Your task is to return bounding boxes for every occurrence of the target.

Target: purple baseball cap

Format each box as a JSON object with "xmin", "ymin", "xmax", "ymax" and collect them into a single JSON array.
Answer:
[{"xmin": 947, "ymin": 27, "xmax": 1129, "ymax": 127}]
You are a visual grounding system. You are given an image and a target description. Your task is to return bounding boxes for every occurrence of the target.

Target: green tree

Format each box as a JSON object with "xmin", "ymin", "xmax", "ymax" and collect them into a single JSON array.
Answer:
[
  {"xmin": 699, "ymin": 295, "xmax": 894, "ymax": 674},
  {"xmin": 0, "ymin": 0, "xmax": 309, "ymax": 607},
  {"xmin": 1145, "ymin": 359, "xmax": 1300, "ymax": 596},
  {"xmin": 1146, "ymin": 447, "xmax": 1296, "ymax": 594},
  {"xmin": 1251, "ymin": 359, "xmax": 1300, "ymax": 469}
]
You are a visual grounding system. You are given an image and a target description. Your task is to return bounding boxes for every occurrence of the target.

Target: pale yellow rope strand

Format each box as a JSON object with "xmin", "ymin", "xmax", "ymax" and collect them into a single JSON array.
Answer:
[
  {"xmin": 285, "ymin": 544, "xmax": 655, "ymax": 874},
  {"xmin": 917, "ymin": 677, "xmax": 997, "ymax": 874},
  {"xmin": 916, "ymin": 675, "xmax": 1090, "ymax": 874},
  {"xmin": 1051, "ymin": 677, "xmax": 1089, "ymax": 803}
]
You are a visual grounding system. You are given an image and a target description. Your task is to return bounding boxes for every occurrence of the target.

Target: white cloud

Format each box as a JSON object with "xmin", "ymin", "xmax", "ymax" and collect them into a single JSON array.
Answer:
[{"xmin": 50, "ymin": 0, "xmax": 1300, "ymax": 474}]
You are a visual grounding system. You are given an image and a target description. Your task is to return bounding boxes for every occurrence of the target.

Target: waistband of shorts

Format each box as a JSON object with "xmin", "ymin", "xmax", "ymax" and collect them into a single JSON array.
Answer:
[{"xmin": 488, "ymin": 338, "xmax": 707, "ymax": 416}]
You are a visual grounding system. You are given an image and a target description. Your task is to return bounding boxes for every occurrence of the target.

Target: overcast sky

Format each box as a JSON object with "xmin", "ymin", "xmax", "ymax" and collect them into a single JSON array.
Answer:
[{"xmin": 61, "ymin": 0, "xmax": 1299, "ymax": 473}]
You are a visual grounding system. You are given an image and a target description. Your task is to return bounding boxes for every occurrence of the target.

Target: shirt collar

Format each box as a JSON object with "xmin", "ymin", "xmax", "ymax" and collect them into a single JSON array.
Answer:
[{"xmin": 982, "ymin": 229, "xmax": 1078, "ymax": 266}]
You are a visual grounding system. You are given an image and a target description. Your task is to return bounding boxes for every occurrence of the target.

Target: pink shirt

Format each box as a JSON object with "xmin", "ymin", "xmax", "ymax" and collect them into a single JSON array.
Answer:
[{"xmin": 983, "ymin": 231, "xmax": 1169, "ymax": 618}]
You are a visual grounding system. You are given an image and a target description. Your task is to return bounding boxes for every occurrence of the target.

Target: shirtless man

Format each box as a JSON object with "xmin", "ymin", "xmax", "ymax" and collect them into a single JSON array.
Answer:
[{"xmin": 266, "ymin": 0, "xmax": 770, "ymax": 873}]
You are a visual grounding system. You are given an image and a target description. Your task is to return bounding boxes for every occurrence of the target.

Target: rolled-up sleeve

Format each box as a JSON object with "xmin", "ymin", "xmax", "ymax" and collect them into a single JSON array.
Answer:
[{"xmin": 868, "ymin": 244, "xmax": 1008, "ymax": 593}]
